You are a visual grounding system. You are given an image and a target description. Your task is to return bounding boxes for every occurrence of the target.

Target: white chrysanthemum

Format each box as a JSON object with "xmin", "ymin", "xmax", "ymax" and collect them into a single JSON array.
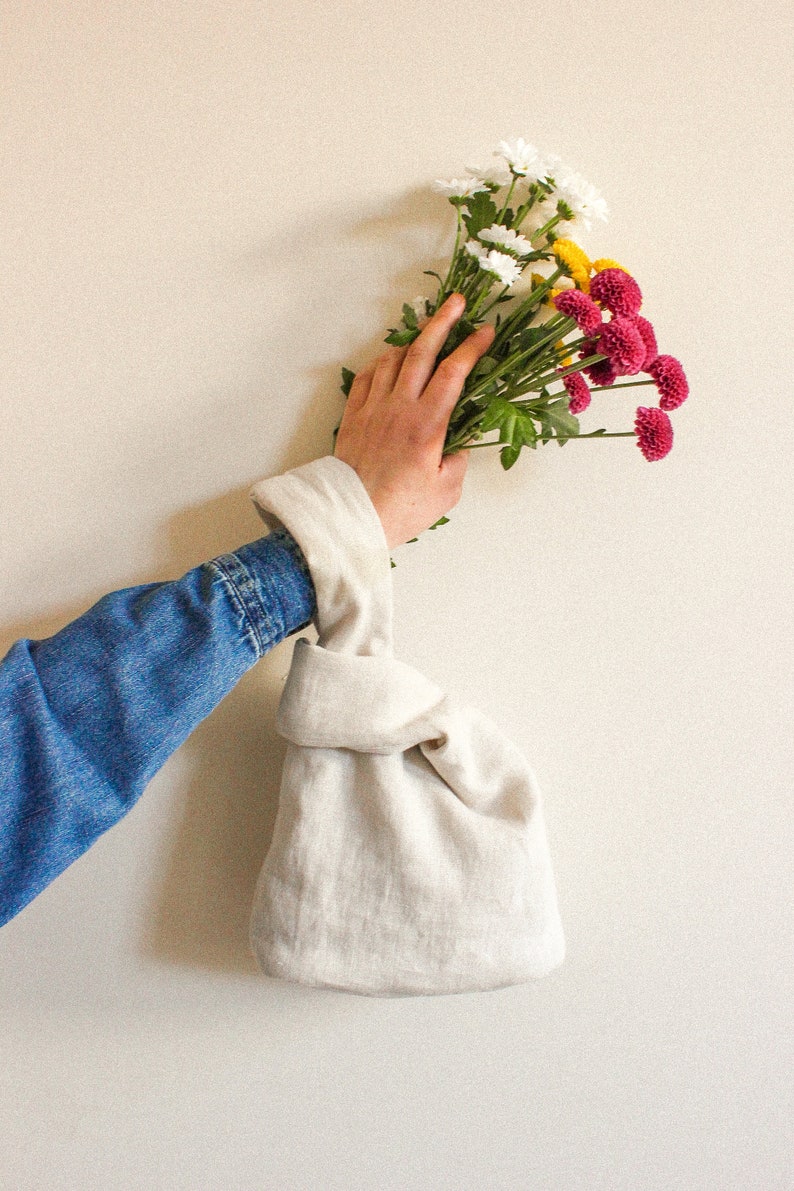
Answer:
[
  {"xmin": 538, "ymin": 152, "xmax": 565, "ymax": 181},
  {"xmin": 477, "ymin": 249, "xmax": 522, "ymax": 287},
  {"xmin": 464, "ymin": 239, "xmax": 487, "ymax": 260},
  {"xmin": 465, "ymin": 163, "xmax": 514, "ymax": 188},
  {"xmin": 432, "ymin": 177, "xmax": 489, "ymax": 199},
  {"xmin": 553, "ymin": 170, "xmax": 610, "ymax": 231},
  {"xmin": 495, "ymin": 138, "xmax": 543, "ymax": 178},
  {"xmin": 479, "ymin": 224, "xmax": 534, "ymax": 257},
  {"xmin": 411, "ymin": 296, "xmax": 430, "ymax": 322}
]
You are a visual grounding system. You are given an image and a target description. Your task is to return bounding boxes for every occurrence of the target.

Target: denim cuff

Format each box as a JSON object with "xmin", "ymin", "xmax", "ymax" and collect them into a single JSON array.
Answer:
[{"xmin": 209, "ymin": 530, "xmax": 317, "ymax": 658}]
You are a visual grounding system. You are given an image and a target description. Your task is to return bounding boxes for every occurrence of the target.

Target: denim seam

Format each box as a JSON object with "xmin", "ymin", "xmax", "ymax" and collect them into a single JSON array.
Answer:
[{"xmin": 206, "ymin": 556, "xmax": 271, "ymax": 658}]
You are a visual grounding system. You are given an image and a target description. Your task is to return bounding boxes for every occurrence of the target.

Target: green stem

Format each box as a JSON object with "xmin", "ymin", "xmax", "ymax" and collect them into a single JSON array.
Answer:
[
  {"xmin": 490, "ymin": 267, "xmax": 565, "ymax": 349},
  {"xmin": 444, "ymin": 407, "xmax": 489, "ymax": 454},
  {"xmin": 467, "ymin": 285, "xmax": 491, "ymax": 320},
  {"xmin": 479, "ymin": 282, "xmax": 512, "ymax": 317},
  {"xmin": 530, "ymin": 212, "xmax": 562, "ymax": 244},
  {"xmin": 589, "ymin": 379, "xmax": 655, "ymax": 391},
  {"xmin": 555, "ymin": 431, "xmax": 637, "ymax": 440},
  {"xmin": 511, "ymin": 182, "xmax": 542, "ymax": 228},
  {"xmin": 528, "ymin": 352, "xmax": 606, "ymax": 389},
  {"xmin": 439, "ymin": 209, "xmax": 464, "ymax": 299},
  {"xmin": 497, "ymin": 176, "xmax": 518, "ymax": 222},
  {"xmin": 454, "ymin": 430, "xmax": 637, "ymax": 451}
]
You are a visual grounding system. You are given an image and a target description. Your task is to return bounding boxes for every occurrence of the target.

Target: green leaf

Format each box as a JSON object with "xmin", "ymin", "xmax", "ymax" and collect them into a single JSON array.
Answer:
[
  {"xmin": 340, "ymin": 367, "xmax": 356, "ymax": 398},
  {"xmin": 439, "ymin": 317, "xmax": 478, "ymax": 358},
  {"xmin": 462, "ymin": 191, "xmax": 498, "ymax": 238},
  {"xmin": 428, "ymin": 515, "xmax": 450, "ymax": 530},
  {"xmin": 402, "ymin": 302, "xmax": 418, "ymax": 330},
  {"xmin": 500, "ymin": 443, "xmax": 521, "ymax": 470},
  {"xmin": 499, "ymin": 412, "xmax": 517, "ymax": 445},
  {"xmin": 470, "ymin": 354, "xmax": 498, "ymax": 380},
  {"xmin": 478, "ymin": 395, "xmax": 516, "ymax": 435},
  {"xmin": 477, "ymin": 397, "xmax": 538, "ymax": 457},
  {"xmin": 537, "ymin": 399, "xmax": 580, "ymax": 445},
  {"xmin": 516, "ymin": 326, "xmax": 551, "ymax": 353},
  {"xmin": 515, "ymin": 415, "xmax": 538, "ymax": 447},
  {"xmin": 385, "ymin": 328, "xmax": 419, "ymax": 347}
]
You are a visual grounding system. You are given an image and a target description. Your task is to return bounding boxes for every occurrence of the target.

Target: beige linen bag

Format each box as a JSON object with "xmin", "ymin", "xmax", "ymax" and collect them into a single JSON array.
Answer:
[{"xmin": 248, "ymin": 456, "xmax": 564, "ymax": 996}]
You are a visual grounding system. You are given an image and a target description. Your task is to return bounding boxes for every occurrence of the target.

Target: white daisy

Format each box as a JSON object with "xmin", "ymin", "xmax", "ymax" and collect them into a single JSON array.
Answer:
[
  {"xmin": 465, "ymin": 163, "xmax": 514, "ymax": 189},
  {"xmin": 432, "ymin": 177, "xmax": 489, "ymax": 199},
  {"xmin": 477, "ymin": 249, "xmax": 523, "ymax": 288},
  {"xmin": 553, "ymin": 170, "xmax": 610, "ymax": 231},
  {"xmin": 537, "ymin": 152, "xmax": 565, "ymax": 182},
  {"xmin": 479, "ymin": 224, "xmax": 534, "ymax": 257},
  {"xmin": 494, "ymin": 138, "xmax": 543, "ymax": 178},
  {"xmin": 464, "ymin": 240, "xmax": 488, "ymax": 260}
]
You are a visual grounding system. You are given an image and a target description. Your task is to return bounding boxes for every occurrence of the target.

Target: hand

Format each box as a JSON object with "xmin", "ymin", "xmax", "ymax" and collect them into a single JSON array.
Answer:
[{"xmin": 334, "ymin": 294, "xmax": 495, "ymax": 549}]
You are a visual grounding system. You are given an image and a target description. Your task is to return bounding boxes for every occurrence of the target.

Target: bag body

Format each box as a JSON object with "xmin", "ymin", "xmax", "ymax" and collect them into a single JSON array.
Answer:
[{"xmin": 248, "ymin": 457, "xmax": 564, "ymax": 996}]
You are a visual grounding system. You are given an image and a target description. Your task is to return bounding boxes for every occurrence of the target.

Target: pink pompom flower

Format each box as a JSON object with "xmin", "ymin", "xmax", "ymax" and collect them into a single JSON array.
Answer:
[
  {"xmin": 561, "ymin": 370, "xmax": 592, "ymax": 414},
  {"xmin": 599, "ymin": 315, "xmax": 646, "ymax": 376},
  {"xmin": 635, "ymin": 406, "xmax": 674, "ymax": 461},
  {"xmin": 579, "ymin": 338, "xmax": 617, "ymax": 387},
  {"xmin": 590, "ymin": 268, "xmax": 643, "ymax": 317},
  {"xmin": 552, "ymin": 289, "xmax": 603, "ymax": 336},
  {"xmin": 646, "ymin": 354, "xmax": 689, "ymax": 410},
  {"xmin": 635, "ymin": 315, "xmax": 658, "ymax": 370}
]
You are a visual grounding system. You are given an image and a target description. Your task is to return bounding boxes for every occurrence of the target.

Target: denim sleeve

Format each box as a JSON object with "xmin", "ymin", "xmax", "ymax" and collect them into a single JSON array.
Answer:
[{"xmin": 0, "ymin": 529, "xmax": 316, "ymax": 928}]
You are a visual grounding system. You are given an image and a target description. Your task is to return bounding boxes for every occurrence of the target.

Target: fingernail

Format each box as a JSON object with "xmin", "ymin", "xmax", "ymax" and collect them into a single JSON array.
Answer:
[{"xmin": 446, "ymin": 293, "xmax": 465, "ymax": 312}]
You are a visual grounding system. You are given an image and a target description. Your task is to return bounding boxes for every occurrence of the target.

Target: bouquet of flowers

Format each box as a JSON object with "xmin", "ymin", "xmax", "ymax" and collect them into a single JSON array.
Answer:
[{"xmin": 342, "ymin": 138, "xmax": 688, "ymax": 469}]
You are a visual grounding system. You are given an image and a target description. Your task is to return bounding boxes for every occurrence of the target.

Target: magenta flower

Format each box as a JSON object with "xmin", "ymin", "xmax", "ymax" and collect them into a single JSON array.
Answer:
[
  {"xmin": 599, "ymin": 315, "xmax": 646, "ymax": 376},
  {"xmin": 552, "ymin": 289, "xmax": 603, "ymax": 336},
  {"xmin": 635, "ymin": 315, "xmax": 659, "ymax": 370},
  {"xmin": 579, "ymin": 339, "xmax": 617, "ymax": 387},
  {"xmin": 590, "ymin": 268, "xmax": 643, "ymax": 317},
  {"xmin": 646, "ymin": 354, "xmax": 689, "ymax": 410},
  {"xmin": 561, "ymin": 370, "xmax": 592, "ymax": 414},
  {"xmin": 635, "ymin": 406, "xmax": 674, "ymax": 461}
]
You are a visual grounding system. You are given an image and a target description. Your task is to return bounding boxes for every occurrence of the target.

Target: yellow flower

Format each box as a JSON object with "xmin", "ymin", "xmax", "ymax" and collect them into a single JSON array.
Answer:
[
  {"xmin": 592, "ymin": 257, "xmax": 630, "ymax": 274},
  {"xmin": 551, "ymin": 238, "xmax": 591, "ymax": 292},
  {"xmin": 555, "ymin": 340, "xmax": 573, "ymax": 367},
  {"xmin": 528, "ymin": 272, "xmax": 563, "ymax": 306},
  {"xmin": 548, "ymin": 286, "xmax": 566, "ymax": 303}
]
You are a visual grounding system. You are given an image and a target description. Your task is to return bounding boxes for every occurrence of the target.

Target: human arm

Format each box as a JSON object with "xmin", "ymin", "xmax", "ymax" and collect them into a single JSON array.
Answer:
[
  {"xmin": 1, "ymin": 294, "xmax": 492, "ymax": 927},
  {"xmin": 0, "ymin": 530, "xmax": 315, "ymax": 927}
]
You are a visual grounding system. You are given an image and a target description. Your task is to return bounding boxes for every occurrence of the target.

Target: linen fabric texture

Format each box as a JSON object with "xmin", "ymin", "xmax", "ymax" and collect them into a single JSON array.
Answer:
[{"xmin": 248, "ymin": 456, "xmax": 565, "ymax": 996}]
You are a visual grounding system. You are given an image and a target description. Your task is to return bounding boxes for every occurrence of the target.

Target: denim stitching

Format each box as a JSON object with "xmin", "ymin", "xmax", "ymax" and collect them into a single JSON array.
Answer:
[{"xmin": 206, "ymin": 555, "xmax": 270, "ymax": 658}]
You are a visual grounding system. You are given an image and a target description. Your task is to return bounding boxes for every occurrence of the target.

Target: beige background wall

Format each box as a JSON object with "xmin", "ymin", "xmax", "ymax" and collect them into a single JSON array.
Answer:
[{"xmin": 2, "ymin": 2, "xmax": 792, "ymax": 1187}]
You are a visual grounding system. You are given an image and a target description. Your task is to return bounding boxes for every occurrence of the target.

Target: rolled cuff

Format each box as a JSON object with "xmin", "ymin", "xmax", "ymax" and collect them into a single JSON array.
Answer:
[{"xmin": 249, "ymin": 457, "xmax": 393, "ymax": 657}]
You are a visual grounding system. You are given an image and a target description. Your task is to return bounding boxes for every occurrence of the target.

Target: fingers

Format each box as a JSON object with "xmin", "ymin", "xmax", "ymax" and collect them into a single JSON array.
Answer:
[
  {"xmin": 369, "ymin": 344, "xmax": 410, "ymax": 403},
  {"xmin": 395, "ymin": 293, "xmax": 467, "ymax": 397},
  {"xmin": 422, "ymin": 321, "xmax": 496, "ymax": 430},
  {"xmin": 344, "ymin": 360, "xmax": 376, "ymax": 414},
  {"xmin": 344, "ymin": 294, "xmax": 491, "ymax": 436}
]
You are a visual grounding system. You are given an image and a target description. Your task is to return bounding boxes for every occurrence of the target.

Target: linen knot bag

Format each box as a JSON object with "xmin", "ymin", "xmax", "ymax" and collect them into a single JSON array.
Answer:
[{"xmin": 248, "ymin": 456, "xmax": 565, "ymax": 996}]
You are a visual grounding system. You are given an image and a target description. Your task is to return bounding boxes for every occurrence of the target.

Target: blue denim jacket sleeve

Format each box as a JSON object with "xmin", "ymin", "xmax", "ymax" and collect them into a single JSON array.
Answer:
[{"xmin": 0, "ymin": 529, "xmax": 316, "ymax": 928}]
